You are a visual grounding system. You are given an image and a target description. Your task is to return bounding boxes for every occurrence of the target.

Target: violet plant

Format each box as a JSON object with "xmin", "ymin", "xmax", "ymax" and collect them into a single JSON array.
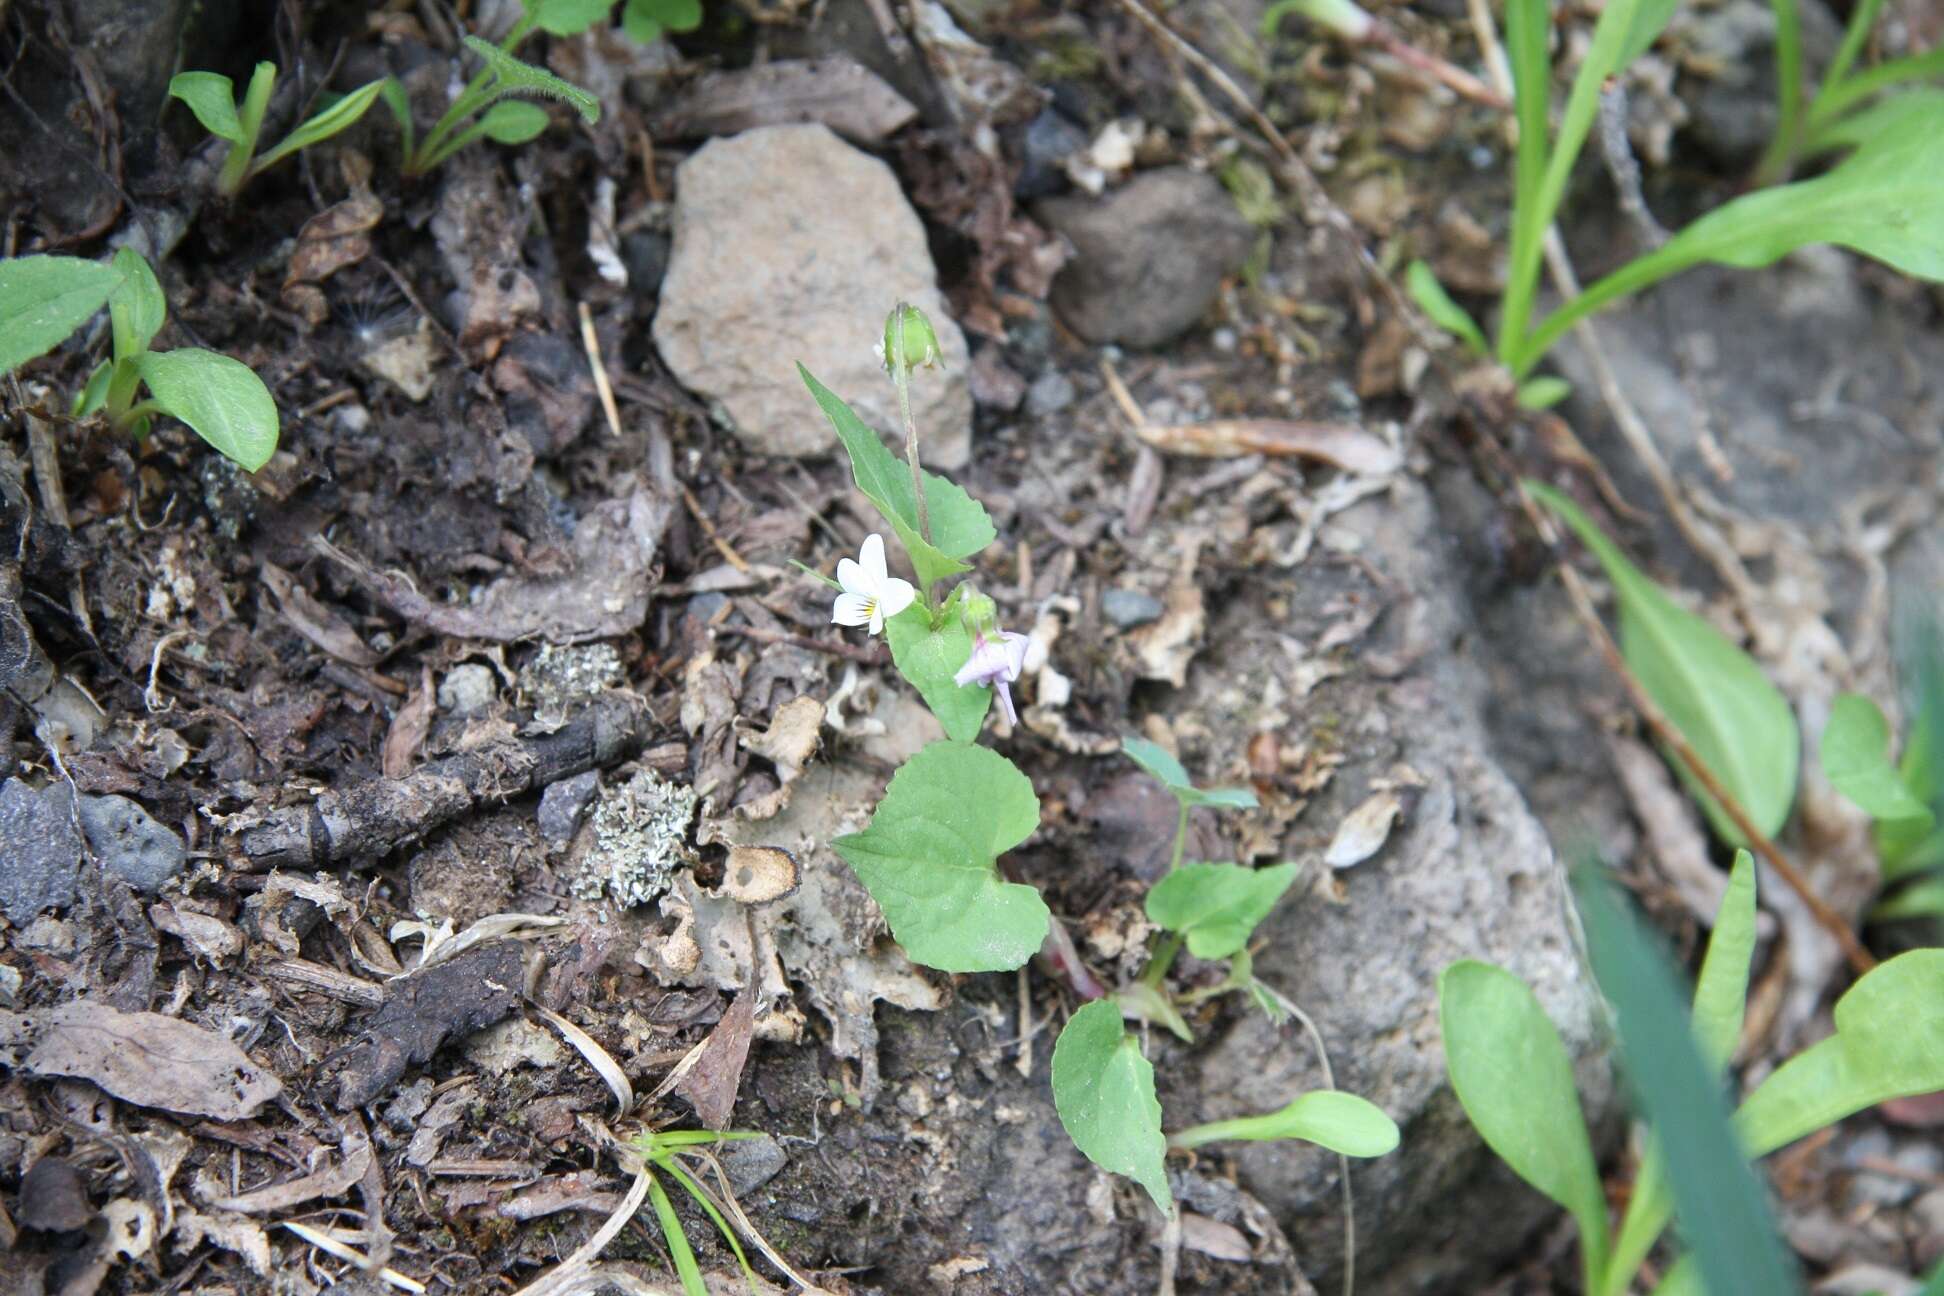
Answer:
[{"xmin": 807, "ymin": 305, "xmax": 1399, "ymax": 1219}]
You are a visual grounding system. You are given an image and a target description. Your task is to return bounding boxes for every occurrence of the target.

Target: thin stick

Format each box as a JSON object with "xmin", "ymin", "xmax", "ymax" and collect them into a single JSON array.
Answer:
[
  {"xmin": 1251, "ymin": 979, "xmax": 1358, "ymax": 1296},
  {"xmin": 680, "ymin": 483, "xmax": 750, "ymax": 573},
  {"xmin": 578, "ymin": 301, "xmax": 623, "ymax": 439}
]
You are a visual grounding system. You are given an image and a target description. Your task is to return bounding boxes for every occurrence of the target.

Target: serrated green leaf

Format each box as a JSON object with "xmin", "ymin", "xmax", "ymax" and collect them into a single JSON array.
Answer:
[
  {"xmin": 1736, "ymin": 948, "xmax": 1944, "ymax": 1155},
  {"xmin": 1404, "ymin": 260, "xmax": 1488, "ymax": 355},
  {"xmin": 528, "ymin": 0, "xmax": 617, "ymax": 35},
  {"xmin": 0, "ymin": 255, "xmax": 125, "ymax": 376},
  {"xmin": 1822, "ymin": 692, "xmax": 1934, "ymax": 826},
  {"xmin": 462, "ymin": 35, "xmax": 601, "ymax": 123},
  {"xmin": 1577, "ymin": 870, "xmax": 1797, "ymax": 1296},
  {"xmin": 1144, "ymin": 862, "xmax": 1298, "ymax": 959},
  {"xmin": 1121, "ymin": 737, "xmax": 1259, "ymax": 810},
  {"xmin": 135, "ymin": 348, "xmax": 279, "ymax": 471},
  {"xmin": 1052, "ymin": 999, "xmax": 1173, "ymax": 1216},
  {"xmin": 253, "ymin": 79, "xmax": 387, "ymax": 172},
  {"xmin": 800, "ymin": 366, "xmax": 994, "ymax": 592},
  {"xmin": 831, "ymin": 741, "xmax": 1046, "ymax": 972},
  {"xmin": 1169, "ymin": 1088, "xmax": 1400, "ymax": 1157},
  {"xmin": 167, "ymin": 71, "xmax": 243, "ymax": 142},
  {"xmin": 1439, "ymin": 960, "xmax": 1610, "ymax": 1282},
  {"xmin": 108, "ymin": 247, "xmax": 165, "ymax": 359},
  {"xmin": 1530, "ymin": 481, "xmax": 1799, "ymax": 845},
  {"xmin": 885, "ymin": 604, "xmax": 990, "ymax": 742},
  {"xmin": 479, "ymin": 99, "xmax": 551, "ymax": 144}
]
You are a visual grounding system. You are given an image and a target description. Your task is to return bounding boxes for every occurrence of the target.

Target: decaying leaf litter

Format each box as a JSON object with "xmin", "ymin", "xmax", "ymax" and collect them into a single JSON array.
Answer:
[{"xmin": 2, "ymin": 0, "xmax": 1942, "ymax": 1292}]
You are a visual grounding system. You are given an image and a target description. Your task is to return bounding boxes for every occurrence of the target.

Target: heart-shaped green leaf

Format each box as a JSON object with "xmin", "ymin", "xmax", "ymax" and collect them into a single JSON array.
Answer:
[
  {"xmin": 885, "ymin": 604, "xmax": 990, "ymax": 742},
  {"xmin": 1821, "ymin": 692, "xmax": 1934, "ymax": 826},
  {"xmin": 801, "ymin": 365, "xmax": 995, "ymax": 593},
  {"xmin": 1052, "ymin": 999, "xmax": 1173, "ymax": 1216},
  {"xmin": 0, "ymin": 255, "xmax": 125, "ymax": 377},
  {"xmin": 1121, "ymin": 737, "xmax": 1258, "ymax": 810},
  {"xmin": 135, "ymin": 348, "xmax": 279, "ymax": 471},
  {"xmin": 1531, "ymin": 482, "xmax": 1799, "ymax": 844},
  {"xmin": 1144, "ymin": 861, "xmax": 1298, "ymax": 959},
  {"xmin": 832, "ymin": 740, "xmax": 1046, "ymax": 972},
  {"xmin": 1439, "ymin": 960, "xmax": 1609, "ymax": 1279}
]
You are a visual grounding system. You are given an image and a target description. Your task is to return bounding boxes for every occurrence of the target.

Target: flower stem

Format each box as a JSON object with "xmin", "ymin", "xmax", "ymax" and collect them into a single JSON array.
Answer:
[
  {"xmin": 891, "ymin": 310, "xmax": 931, "ymax": 546},
  {"xmin": 1136, "ymin": 801, "xmax": 1195, "ymax": 988}
]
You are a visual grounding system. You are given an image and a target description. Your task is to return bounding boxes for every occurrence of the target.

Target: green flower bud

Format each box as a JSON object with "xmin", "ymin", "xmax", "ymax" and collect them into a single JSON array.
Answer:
[
  {"xmin": 880, "ymin": 302, "xmax": 942, "ymax": 376},
  {"xmin": 958, "ymin": 589, "xmax": 998, "ymax": 635}
]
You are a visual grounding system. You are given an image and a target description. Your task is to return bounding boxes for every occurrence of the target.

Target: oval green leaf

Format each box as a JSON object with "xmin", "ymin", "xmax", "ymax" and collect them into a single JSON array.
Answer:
[
  {"xmin": 134, "ymin": 348, "xmax": 279, "ymax": 471},
  {"xmin": 1121, "ymin": 737, "xmax": 1258, "ymax": 809},
  {"xmin": 167, "ymin": 71, "xmax": 243, "ymax": 142},
  {"xmin": 108, "ymin": 247, "xmax": 166, "ymax": 359},
  {"xmin": 0, "ymin": 255, "xmax": 125, "ymax": 376},
  {"xmin": 1144, "ymin": 861, "xmax": 1298, "ymax": 959},
  {"xmin": 1438, "ymin": 960, "xmax": 1610, "ymax": 1277},
  {"xmin": 479, "ymin": 100, "xmax": 551, "ymax": 145},
  {"xmin": 1530, "ymin": 481, "xmax": 1799, "ymax": 844},
  {"xmin": 1052, "ymin": 999, "xmax": 1173, "ymax": 1217},
  {"xmin": 1821, "ymin": 692, "xmax": 1934, "ymax": 826},
  {"xmin": 831, "ymin": 741, "xmax": 1046, "ymax": 972},
  {"xmin": 530, "ymin": 0, "xmax": 618, "ymax": 35},
  {"xmin": 1170, "ymin": 1089, "xmax": 1399, "ymax": 1157}
]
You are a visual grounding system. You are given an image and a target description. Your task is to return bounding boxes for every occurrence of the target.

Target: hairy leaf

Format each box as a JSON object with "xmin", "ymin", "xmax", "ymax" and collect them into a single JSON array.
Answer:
[
  {"xmin": 0, "ymin": 255, "xmax": 125, "ymax": 376},
  {"xmin": 135, "ymin": 349, "xmax": 279, "ymax": 471},
  {"xmin": 831, "ymin": 741, "xmax": 1046, "ymax": 972},
  {"xmin": 1531, "ymin": 482, "xmax": 1798, "ymax": 844},
  {"xmin": 801, "ymin": 366, "xmax": 995, "ymax": 592},
  {"xmin": 1144, "ymin": 862, "xmax": 1299, "ymax": 959},
  {"xmin": 1052, "ymin": 999, "xmax": 1173, "ymax": 1216},
  {"xmin": 462, "ymin": 35, "xmax": 601, "ymax": 122}
]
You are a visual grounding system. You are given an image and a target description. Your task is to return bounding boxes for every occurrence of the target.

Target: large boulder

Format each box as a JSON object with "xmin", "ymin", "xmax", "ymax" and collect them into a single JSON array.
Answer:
[{"xmin": 652, "ymin": 124, "xmax": 974, "ymax": 466}]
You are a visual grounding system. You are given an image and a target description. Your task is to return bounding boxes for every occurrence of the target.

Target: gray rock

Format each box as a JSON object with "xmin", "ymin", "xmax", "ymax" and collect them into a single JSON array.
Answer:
[
  {"xmin": 538, "ymin": 771, "xmax": 600, "ymax": 843},
  {"xmin": 1101, "ymin": 588, "xmax": 1165, "ymax": 629},
  {"xmin": 652, "ymin": 124, "xmax": 973, "ymax": 467},
  {"xmin": 76, "ymin": 794, "xmax": 187, "ymax": 894},
  {"xmin": 1024, "ymin": 370, "xmax": 1076, "ymax": 417},
  {"xmin": 719, "ymin": 1132, "xmax": 788, "ymax": 1195},
  {"xmin": 0, "ymin": 779, "xmax": 83, "ymax": 923},
  {"xmin": 438, "ymin": 663, "xmax": 498, "ymax": 715},
  {"xmin": 1672, "ymin": 0, "xmax": 1839, "ymax": 166},
  {"xmin": 1036, "ymin": 168, "xmax": 1257, "ymax": 348}
]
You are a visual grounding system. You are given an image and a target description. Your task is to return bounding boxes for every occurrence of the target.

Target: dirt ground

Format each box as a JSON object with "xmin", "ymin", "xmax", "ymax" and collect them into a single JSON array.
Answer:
[{"xmin": 3, "ymin": 0, "xmax": 1942, "ymax": 1293}]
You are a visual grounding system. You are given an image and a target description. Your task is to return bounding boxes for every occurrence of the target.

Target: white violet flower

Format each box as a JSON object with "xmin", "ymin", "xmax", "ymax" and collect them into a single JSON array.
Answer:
[
  {"xmin": 831, "ymin": 533, "xmax": 915, "ymax": 636},
  {"xmin": 954, "ymin": 630, "xmax": 1031, "ymax": 725}
]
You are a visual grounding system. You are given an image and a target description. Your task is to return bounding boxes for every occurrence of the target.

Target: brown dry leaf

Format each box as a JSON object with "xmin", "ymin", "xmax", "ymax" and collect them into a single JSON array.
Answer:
[
  {"xmin": 148, "ymin": 902, "xmax": 244, "ymax": 964},
  {"xmin": 1124, "ymin": 584, "xmax": 1205, "ymax": 686},
  {"xmin": 719, "ymin": 846, "xmax": 800, "ymax": 905},
  {"xmin": 383, "ymin": 667, "xmax": 435, "ymax": 779},
  {"xmin": 654, "ymin": 58, "xmax": 917, "ymax": 144},
  {"xmin": 200, "ymin": 1119, "xmax": 373, "ymax": 1214},
  {"xmin": 1180, "ymin": 1212, "xmax": 1253, "ymax": 1262},
  {"xmin": 735, "ymin": 694, "xmax": 822, "ymax": 819},
  {"xmin": 674, "ymin": 989, "xmax": 756, "ymax": 1131},
  {"xmin": 1324, "ymin": 789, "xmax": 1404, "ymax": 870},
  {"xmin": 172, "ymin": 1211, "xmax": 272, "ymax": 1275},
  {"xmin": 261, "ymin": 562, "xmax": 381, "ymax": 667},
  {"xmin": 25, "ymin": 1001, "xmax": 283, "ymax": 1119},
  {"xmin": 1135, "ymin": 419, "xmax": 1401, "ymax": 475},
  {"xmin": 282, "ymin": 191, "xmax": 384, "ymax": 324}
]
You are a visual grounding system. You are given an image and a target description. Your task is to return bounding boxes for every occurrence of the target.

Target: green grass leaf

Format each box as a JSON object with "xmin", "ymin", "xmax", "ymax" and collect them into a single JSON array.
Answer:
[
  {"xmin": 253, "ymin": 79, "xmax": 387, "ymax": 172},
  {"xmin": 1736, "ymin": 948, "xmax": 1944, "ymax": 1155},
  {"xmin": 1530, "ymin": 481, "xmax": 1799, "ymax": 845},
  {"xmin": 461, "ymin": 35, "xmax": 601, "ymax": 123},
  {"xmin": 1052, "ymin": 999, "xmax": 1173, "ymax": 1216},
  {"xmin": 135, "ymin": 348, "xmax": 279, "ymax": 471},
  {"xmin": 1144, "ymin": 862, "xmax": 1299, "ymax": 959},
  {"xmin": 1168, "ymin": 1089, "xmax": 1400, "ymax": 1157},
  {"xmin": 1404, "ymin": 260, "xmax": 1488, "ymax": 355},
  {"xmin": 0, "ymin": 255, "xmax": 126, "ymax": 376},
  {"xmin": 1576, "ymin": 869, "xmax": 1798, "ymax": 1296},
  {"xmin": 885, "ymin": 604, "xmax": 990, "ymax": 742},
  {"xmin": 1822, "ymin": 692, "xmax": 1935, "ymax": 826},
  {"xmin": 377, "ymin": 78, "xmax": 416, "ymax": 162},
  {"xmin": 800, "ymin": 365, "xmax": 995, "ymax": 592},
  {"xmin": 644, "ymin": 1167, "xmax": 708, "ymax": 1296},
  {"xmin": 832, "ymin": 741, "xmax": 1047, "ymax": 972},
  {"xmin": 108, "ymin": 247, "xmax": 166, "ymax": 360},
  {"xmin": 167, "ymin": 71, "xmax": 243, "ymax": 142},
  {"xmin": 1121, "ymin": 737, "xmax": 1258, "ymax": 810},
  {"xmin": 1439, "ymin": 960, "xmax": 1610, "ymax": 1284}
]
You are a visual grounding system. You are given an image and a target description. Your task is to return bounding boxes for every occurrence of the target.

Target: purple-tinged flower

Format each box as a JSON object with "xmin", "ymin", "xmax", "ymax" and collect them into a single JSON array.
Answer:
[
  {"xmin": 954, "ymin": 630, "xmax": 1030, "ymax": 725},
  {"xmin": 831, "ymin": 533, "xmax": 916, "ymax": 636}
]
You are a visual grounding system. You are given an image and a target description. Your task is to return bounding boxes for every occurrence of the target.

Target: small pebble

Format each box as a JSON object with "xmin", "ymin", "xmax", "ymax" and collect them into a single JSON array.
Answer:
[
  {"xmin": 1025, "ymin": 371, "xmax": 1077, "ymax": 417},
  {"xmin": 1103, "ymin": 589, "xmax": 1165, "ymax": 629},
  {"xmin": 438, "ymin": 663, "xmax": 498, "ymax": 715},
  {"xmin": 538, "ymin": 771, "xmax": 600, "ymax": 843},
  {"xmin": 77, "ymin": 793, "xmax": 187, "ymax": 894}
]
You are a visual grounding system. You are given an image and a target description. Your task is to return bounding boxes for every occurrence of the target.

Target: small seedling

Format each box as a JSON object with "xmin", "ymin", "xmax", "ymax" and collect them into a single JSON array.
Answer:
[
  {"xmin": 0, "ymin": 249, "xmax": 278, "ymax": 471},
  {"xmin": 809, "ymin": 304, "xmax": 1400, "ymax": 1222},
  {"xmin": 381, "ymin": 0, "xmax": 603, "ymax": 177},
  {"xmin": 1441, "ymin": 853, "xmax": 1944, "ymax": 1295},
  {"xmin": 627, "ymin": 1128, "xmax": 765, "ymax": 1296},
  {"xmin": 168, "ymin": 63, "xmax": 386, "ymax": 197}
]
